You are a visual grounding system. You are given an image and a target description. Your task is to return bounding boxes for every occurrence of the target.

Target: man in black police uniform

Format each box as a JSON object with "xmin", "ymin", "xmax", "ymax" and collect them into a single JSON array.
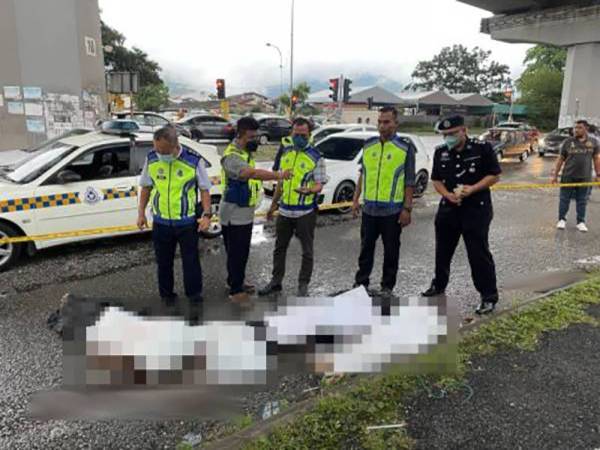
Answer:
[{"xmin": 422, "ymin": 115, "xmax": 501, "ymax": 315}]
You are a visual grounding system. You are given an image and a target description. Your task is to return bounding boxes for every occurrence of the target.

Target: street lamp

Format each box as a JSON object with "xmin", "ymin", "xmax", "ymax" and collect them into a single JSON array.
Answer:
[
  {"xmin": 266, "ymin": 43, "xmax": 284, "ymax": 98},
  {"xmin": 289, "ymin": 0, "xmax": 295, "ymax": 118}
]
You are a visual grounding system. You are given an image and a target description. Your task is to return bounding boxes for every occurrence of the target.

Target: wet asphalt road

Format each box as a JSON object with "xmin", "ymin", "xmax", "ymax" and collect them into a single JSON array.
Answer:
[{"xmin": 2, "ymin": 152, "xmax": 600, "ymax": 448}]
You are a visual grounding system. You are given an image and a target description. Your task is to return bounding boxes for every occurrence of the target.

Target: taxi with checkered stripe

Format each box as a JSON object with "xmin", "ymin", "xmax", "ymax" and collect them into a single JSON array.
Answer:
[{"xmin": 0, "ymin": 128, "xmax": 223, "ymax": 271}]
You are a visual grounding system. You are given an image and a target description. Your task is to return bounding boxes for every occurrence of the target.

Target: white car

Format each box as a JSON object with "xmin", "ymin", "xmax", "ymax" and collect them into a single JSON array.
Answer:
[
  {"xmin": 312, "ymin": 124, "xmax": 378, "ymax": 144},
  {"xmin": 262, "ymin": 131, "xmax": 432, "ymax": 213},
  {"xmin": 0, "ymin": 130, "xmax": 223, "ymax": 271}
]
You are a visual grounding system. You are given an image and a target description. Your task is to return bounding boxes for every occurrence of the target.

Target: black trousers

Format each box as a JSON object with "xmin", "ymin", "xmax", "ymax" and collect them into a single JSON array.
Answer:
[
  {"xmin": 152, "ymin": 223, "xmax": 202, "ymax": 299},
  {"xmin": 271, "ymin": 211, "xmax": 317, "ymax": 286},
  {"xmin": 222, "ymin": 223, "xmax": 253, "ymax": 295},
  {"xmin": 433, "ymin": 206, "xmax": 498, "ymax": 299},
  {"xmin": 355, "ymin": 213, "xmax": 402, "ymax": 290}
]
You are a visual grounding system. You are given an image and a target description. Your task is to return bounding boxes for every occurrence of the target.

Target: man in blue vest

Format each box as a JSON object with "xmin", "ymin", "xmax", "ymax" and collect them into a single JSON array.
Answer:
[
  {"xmin": 259, "ymin": 117, "xmax": 327, "ymax": 297},
  {"xmin": 137, "ymin": 126, "xmax": 212, "ymax": 304},
  {"xmin": 220, "ymin": 117, "xmax": 292, "ymax": 305},
  {"xmin": 352, "ymin": 107, "xmax": 416, "ymax": 296}
]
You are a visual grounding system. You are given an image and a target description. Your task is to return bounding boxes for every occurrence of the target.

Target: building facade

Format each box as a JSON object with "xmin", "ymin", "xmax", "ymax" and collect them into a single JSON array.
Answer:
[{"xmin": 0, "ymin": 0, "xmax": 106, "ymax": 150}]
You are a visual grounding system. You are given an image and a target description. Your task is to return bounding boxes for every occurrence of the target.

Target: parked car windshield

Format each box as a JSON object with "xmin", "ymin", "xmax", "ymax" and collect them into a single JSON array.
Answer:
[
  {"xmin": 7, "ymin": 144, "xmax": 78, "ymax": 184},
  {"xmin": 24, "ymin": 129, "xmax": 90, "ymax": 153},
  {"xmin": 317, "ymin": 137, "xmax": 365, "ymax": 161}
]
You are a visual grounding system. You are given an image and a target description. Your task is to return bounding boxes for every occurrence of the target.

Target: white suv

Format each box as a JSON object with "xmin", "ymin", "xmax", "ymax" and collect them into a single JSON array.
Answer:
[{"xmin": 0, "ymin": 131, "xmax": 223, "ymax": 271}]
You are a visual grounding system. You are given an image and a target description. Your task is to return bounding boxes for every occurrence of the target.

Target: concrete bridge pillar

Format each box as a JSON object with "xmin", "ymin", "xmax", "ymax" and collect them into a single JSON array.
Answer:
[
  {"xmin": 460, "ymin": 1, "xmax": 600, "ymax": 128},
  {"xmin": 560, "ymin": 42, "xmax": 600, "ymax": 127}
]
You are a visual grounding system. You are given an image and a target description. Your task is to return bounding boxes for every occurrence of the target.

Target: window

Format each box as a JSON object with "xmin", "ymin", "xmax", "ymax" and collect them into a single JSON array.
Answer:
[
  {"xmin": 63, "ymin": 145, "xmax": 132, "ymax": 182},
  {"xmin": 212, "ymin": 117, "xmax": 228, "ymax": 123},
  {"xmin": 314, "ymin": 128, "xmax": 343, "ymax": 142},
  {"xmin": 316, "ymin": 137, "xmax": 364, "ymax": 161},
  {"xmin": 85, "ymin": 37, "xmax": 97, "ymax": 57},
  {"xmin": 148, "ymin": 115, "xmax": 169, "ymax": 127},
  {"xmin": 277, "ymin": 120, "xmax": 291, "ymax": 128}
]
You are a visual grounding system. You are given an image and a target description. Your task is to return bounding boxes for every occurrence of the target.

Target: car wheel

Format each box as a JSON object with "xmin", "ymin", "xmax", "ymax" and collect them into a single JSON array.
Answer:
[
  {"xmin": 191, "ymin": 130, "xmax": 204, "ymax": 141},
  {"xmin": 200, "ymin": 197, "xmax": 222, "ymax": 239},
  {"xmin": 519, "ymin": 151, "xmax": 529, "ymax": 162},
  {"xmin": 0, "ymin": 222, "xmax": 23, "ymax": 272},
  {"xmin": 414, "ymin": 170, "xmax": 429, "ymax": 198},
  {"xmin": 259, "ymin": 135, "xmax": 269, "ymax": 145},
  {"xmin": 538, "ymin": 150, "xmax": 545, "ymax": 157},
  {"xmin": 333, "ymin": 181, "xmax": 355, "ymax": 214}
]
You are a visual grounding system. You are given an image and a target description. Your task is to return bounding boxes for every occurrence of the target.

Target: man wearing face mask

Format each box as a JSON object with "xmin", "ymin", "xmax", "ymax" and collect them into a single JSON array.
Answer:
[
  {"xmin": 259, "ymin": 117, "xmax": 327, "ymax": 297},
  {"xmin": 137, "ymin": 126, "xmax": 212, "ymax": 304},
  {"xmin": 422, "ymin": 115, "xmax": 502, "ymax": 315},
  {"xmin": 220, "ymin": 117, "xmax": 292, "ymax": 304}
]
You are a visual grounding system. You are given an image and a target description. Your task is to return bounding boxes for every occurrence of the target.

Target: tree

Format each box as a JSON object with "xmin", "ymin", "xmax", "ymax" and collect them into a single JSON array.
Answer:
[
  {"xmin": 134, "ymin": 84, "xmax": 170, "ymax": 112},
  {"xmin": 523, "ymin": 45, "xmax": 567, "ymax": 73},
  {"xmin": 517, "ymin": 45, "xmax": 566, "ymax": 130},
  {"xmin": 409, "ymin": 45, "xmax": 511, "ymax": 95},
  {"xmin": 278, "ymin": 82, "xmax": 311, "ymax": 107},
  {"xmin": 101, "ymin": 21, "xmax": 163, "ymax": 87}
]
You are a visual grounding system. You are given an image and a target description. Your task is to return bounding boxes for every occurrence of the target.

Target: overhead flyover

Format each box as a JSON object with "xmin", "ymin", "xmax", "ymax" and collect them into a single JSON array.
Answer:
[{"xmin": 459, "ymin": 0, "xmax": 600, "ymax": 127}]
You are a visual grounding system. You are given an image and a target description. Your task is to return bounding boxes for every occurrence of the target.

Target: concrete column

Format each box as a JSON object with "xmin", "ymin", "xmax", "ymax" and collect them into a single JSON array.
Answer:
[{"xmin": 559, "ymin": 42, "xmax": 600, "ymax": 128}]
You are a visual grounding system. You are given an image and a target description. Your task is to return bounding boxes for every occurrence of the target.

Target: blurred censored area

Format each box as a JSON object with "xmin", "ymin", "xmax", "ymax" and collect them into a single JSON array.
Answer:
[{"xmin": 32, "ymin": 288, "xmax": 457, "ymax": 419}]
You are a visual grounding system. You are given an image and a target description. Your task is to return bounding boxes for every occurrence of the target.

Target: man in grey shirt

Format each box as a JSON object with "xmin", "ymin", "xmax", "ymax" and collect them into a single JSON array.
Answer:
[
  {"xmin": 220, "ymin": 117, "xmax": 291, "ymax": 304},
  {"xmin": 552, "ymin": 119, "xmax": 600, "ymax": 232}
]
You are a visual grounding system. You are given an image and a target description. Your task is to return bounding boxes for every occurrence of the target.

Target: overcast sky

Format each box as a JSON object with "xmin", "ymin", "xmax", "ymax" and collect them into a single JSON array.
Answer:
[{"xmin": 99, "ymin": 0, "xmax": 532, "ymax": 94}]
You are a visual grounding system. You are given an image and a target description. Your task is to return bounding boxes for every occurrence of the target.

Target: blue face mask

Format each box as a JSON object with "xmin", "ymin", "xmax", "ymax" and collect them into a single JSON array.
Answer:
[
  {"xmin": 293, "ymin": 135, "xmax": 309, "ymax": 149},
  {"xmin": 444, "ymin": 135, "xmax": 461, "ymax": 149},
  {"xmin": 157, "ymin": 154, "xmax": 175, "ymax": 163}
]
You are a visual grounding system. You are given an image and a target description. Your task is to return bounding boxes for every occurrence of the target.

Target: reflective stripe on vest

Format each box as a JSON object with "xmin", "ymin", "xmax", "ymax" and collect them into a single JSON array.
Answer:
[
  {"xmin": 362, "ymin": 137, "xmax": 408, "ymax": 207},
  {"xmin": 221, "ymin": 144, "xmax": 262, "ymax": 207},
  {"xmin": 147, "ymin": 149, "xmax": 199, "ymax": 226},
  {"xmin": 278, "ymin": 145, "xmax": 321, "ymax": 210}
]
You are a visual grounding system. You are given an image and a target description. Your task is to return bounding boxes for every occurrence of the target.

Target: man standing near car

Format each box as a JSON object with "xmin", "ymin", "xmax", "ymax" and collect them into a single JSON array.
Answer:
[
  {"xmin": 421, "ymin": 115, "xmax": 501, "ymax": 315},
  {"xmin": 137, "ymin": 126, "xmax": 212, "ymax": 304},
  {"xmin": 259, "ymin": 117, "xmax": 327, "ymax": 297},
  {"xmin": 221, "ymin": 117, "xmax": 292, "ymax": 305},
  {"xmin": 552, "ymin": 120, "xmax": 600, "ymax": 232},
  {"xmin": 351, "ymin": 106, "xmax": 415, "ymax": 296}
]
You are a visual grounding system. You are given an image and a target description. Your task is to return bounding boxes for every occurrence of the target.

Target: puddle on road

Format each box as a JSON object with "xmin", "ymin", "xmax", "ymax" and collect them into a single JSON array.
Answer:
[{"xmin": 502, "ymin": 270, "xmax": 587, "ymax": 293}]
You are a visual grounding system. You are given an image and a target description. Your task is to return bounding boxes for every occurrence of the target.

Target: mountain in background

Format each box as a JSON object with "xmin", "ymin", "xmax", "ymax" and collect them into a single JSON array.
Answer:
[{"xmin": 165, "ymin": 73, "xmax": 406, "ymax": 100}]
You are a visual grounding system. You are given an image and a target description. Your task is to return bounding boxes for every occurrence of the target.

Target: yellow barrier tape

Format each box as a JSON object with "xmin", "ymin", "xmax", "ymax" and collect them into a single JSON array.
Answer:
[{"xmin": 0, "ymin": 182, "xmax": 598, "ymax": 245}]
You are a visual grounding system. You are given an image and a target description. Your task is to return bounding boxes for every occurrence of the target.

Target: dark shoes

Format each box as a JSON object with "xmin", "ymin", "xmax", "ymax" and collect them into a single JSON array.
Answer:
[
  {"xmin": 421, "ymin": 285, "xmax": 445, "ymax": 297},
  {"xmin": 297, "ymin": 284, "xmax": 309, "ymax": 297},
  {"xmin": 476, "ymin": 295, "xmax": 498, "ymax": 315},
  {"xmin": 258, "ymin": 282, "xmax": 283, "ymax": 296}
]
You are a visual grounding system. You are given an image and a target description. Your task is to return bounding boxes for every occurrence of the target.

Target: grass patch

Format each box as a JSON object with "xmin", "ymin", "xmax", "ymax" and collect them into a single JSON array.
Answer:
[{"xmin": 241, "ymin": 277, "xmax": 600, "ymax": 449}]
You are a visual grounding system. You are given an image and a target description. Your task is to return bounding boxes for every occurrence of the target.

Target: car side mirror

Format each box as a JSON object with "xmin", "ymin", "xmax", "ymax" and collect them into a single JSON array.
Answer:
[{"xmin": 56, "ymin": 170, "xmax": 82, "ymax": 184}]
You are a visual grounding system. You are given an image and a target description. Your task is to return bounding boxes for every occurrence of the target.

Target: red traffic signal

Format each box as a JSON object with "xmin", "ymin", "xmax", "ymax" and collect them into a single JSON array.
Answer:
[
  {"xmin": 329, "ymin": 78, "xmax": 339, "ymax": 102},
  {"xmin": 216, "ymin": 79, "xmax": 226, "ymax": 100}
]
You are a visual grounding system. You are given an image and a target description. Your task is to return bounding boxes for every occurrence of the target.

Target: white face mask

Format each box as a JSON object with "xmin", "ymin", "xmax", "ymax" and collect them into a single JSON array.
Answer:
[
  {"xmin": 444, "ymin": 135, "xmax": 461, "ymax": 149},
  {"xmin": 157, "ymin": 154, "xmax": 175, "ymax": 163}
]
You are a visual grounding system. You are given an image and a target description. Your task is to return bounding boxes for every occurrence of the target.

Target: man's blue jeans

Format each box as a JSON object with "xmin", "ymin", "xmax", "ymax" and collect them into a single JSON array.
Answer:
[{"xmin": 559, "ymin": 187, "xmax": 589, "ymax": 224}]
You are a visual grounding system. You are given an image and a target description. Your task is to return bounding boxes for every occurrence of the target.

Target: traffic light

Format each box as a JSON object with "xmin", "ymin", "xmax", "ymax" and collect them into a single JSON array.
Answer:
[
  {"xmin": 329, "ymin": 78, "xmax": 339, "ymax": 102},
  {"xmin": 216, "ymin": 79, "xmax": 226, "ymax": 100},
  {"xmin": 343, "ymin": 79, "xmax": 352, "ymax": 103},
  {"xmin": 367, "ymin": 96, "xmax": 374, "ymax": 110},
  {"xmin": 291, "ymin": 94, "xmax": 299, "ymax": 110}
]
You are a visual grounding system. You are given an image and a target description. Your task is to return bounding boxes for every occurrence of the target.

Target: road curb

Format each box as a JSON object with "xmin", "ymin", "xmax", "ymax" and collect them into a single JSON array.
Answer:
[{"xmin": 203, "ymin": 276, "xmax": 593, "ymax": 449}]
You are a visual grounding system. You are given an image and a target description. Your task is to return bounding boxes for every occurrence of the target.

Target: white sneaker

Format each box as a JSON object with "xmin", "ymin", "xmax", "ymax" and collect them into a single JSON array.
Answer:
[
  {"xmin": 556, "ymin": 220, "xmax": 566, "ymax": 230},
  {"xmin": 577, "ymin": 223, "xmax": 588, "ymax": 233}
]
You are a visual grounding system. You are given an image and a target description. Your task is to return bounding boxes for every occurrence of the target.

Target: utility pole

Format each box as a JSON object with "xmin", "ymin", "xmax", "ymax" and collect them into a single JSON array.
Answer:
[
  {"xmin": 289, "ymin": 0, "xmax": 295, "ymax": 118},
  {"xmin": 337, "ymin": 74, "xmax": 344, "ymax": 123}
]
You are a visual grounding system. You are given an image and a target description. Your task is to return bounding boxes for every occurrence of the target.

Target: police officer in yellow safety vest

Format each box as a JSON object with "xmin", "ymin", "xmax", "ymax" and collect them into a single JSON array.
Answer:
[
  {"xmin": 259, "ymin": 117, "xmax": 327, "ymax": 297},
  {"xmin": 220, "ymin": 117, "xmax": 292, "ymax": 305},
  {"xmin": 352, "ymin": 107, "xmax": 416, "ymax": 296},
  {"xmin": 137, "ymin": 126, "xmax": 213, "ymax": 304}
]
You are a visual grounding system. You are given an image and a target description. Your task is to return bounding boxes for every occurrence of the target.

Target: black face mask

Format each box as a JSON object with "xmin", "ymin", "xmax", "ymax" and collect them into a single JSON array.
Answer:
[{"xmin": 246, "ymin": 140, "xmax": 259, "ymax": 152}]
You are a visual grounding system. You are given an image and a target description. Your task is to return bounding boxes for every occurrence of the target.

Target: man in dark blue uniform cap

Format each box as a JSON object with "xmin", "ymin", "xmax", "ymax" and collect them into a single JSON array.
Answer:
[{"xmin": 422, "ymin": 115, "xmax": 501, "ymax": 315}]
